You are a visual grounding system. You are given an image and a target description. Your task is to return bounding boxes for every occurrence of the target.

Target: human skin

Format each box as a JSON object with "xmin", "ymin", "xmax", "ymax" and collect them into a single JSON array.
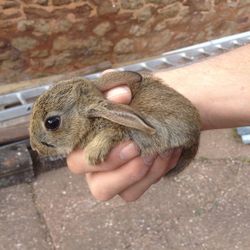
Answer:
[{"xmin": 67, "ymin": 44, "xmax": 250, "ymax": 202}]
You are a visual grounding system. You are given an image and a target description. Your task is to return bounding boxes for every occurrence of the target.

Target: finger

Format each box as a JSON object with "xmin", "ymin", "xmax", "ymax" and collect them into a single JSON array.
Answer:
[
  {"xmin": 119, "ymin": 148, "xmax": 182, "ymax": 202},
  {"xmin": 67, "ymin": 141, "xmax": 140, "ymax": 174},
  {"xmin": 162, "ymin": 148, "xmax": 183, "ymax": 173},
  {"xmin": 104, "ymin": 85, "xmax": 132, "ymax": 104},
  {"xmin": 154, "ymin": 148, "xmax": 183, "ymax": 181},
  {"xmin": 85, "ymin": 156, "xmax": 150, "ymax": 201},
  {"xmin": 101, "ymin": 69, "xmax": 116, "ymax": 75}
]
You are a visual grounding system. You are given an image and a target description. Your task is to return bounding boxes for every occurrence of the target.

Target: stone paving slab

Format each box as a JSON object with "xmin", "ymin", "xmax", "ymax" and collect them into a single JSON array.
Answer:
[
  {"xmin": 33, "ymin": 157, "xmax": 250, "ymax": 250},
  {"xmin": 0, "ymin": 128, "xmax": 249, "ymax": 250},
  {"xmin": 0, "ymin": 184, "xmax": 53, "ymax": 250},
  {"xmin": 198, "ymin": 129, "xmax": 250, "ymax": 160}
]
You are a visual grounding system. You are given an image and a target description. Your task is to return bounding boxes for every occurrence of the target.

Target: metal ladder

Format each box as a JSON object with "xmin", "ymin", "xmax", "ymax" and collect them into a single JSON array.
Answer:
[{"xmin": 1, "ymin": 31, "xmax": 250, "ymax": 143}]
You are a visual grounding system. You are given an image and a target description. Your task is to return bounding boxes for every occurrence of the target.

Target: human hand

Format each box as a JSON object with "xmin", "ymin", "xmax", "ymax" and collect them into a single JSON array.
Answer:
[{"xmin": 66, "ymin": 72, "xmax": 182, "ymax": 202}]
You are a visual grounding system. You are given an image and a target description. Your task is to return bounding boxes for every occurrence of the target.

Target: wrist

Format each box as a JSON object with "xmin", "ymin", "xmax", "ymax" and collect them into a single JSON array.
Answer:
[{"xmin": 154, "ymin": 69, "xmax": 209, "ymax": 130}]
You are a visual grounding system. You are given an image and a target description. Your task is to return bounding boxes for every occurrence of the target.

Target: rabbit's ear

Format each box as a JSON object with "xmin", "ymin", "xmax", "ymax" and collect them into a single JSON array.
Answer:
[
  {"xmin": 52, "ymin": 79, "xmax": 83, "ymax": 101},
  {"xmin": 87, "ymin": 103, "xmax": 156, "ymax": 135},
  {"xmin": 94, "ymin": 71, "xmax": 142, "ymax": 92}
]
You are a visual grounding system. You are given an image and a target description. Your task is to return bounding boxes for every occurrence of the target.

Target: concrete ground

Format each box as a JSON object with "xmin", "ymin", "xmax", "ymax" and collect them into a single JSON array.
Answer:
[{"xmin": 0, "ymin": 129, "xmax": 250, "ymax": 250}]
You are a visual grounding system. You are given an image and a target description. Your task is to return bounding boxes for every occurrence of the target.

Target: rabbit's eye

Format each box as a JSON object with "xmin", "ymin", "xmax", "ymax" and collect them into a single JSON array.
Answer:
[{"xmin": 45, "ymin": 116, "xmax": 61, "ymax": 131}]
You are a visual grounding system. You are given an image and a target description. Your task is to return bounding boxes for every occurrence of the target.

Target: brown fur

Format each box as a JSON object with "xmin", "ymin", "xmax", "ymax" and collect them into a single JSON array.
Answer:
[{"xmin": 29, "ymin": 71, "xmax": 201, "ymax": 174}]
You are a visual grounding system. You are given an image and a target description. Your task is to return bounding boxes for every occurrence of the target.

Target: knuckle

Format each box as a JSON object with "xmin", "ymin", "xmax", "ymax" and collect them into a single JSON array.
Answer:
[
  {"xmin": 149, "ymin": 164, "xmax": 165, "ymax": 178},
  {"xmin": 91, "ymin": 188, "xmax": 113, "ymax": 201},
  {"xmin": 128, "ymin": 159, "xmax": 148, "ymax": 182},
  {"xmin": 89, "ymin": 182, "xmax": 113, "ymax": 201},
  {"xmin": 148, "ymin": 160, "xmax": 170, "ymax": 180},
  {"xmin": 120, "ymin": 192, "xmax": 139, "ymax": 203},
  {"xmin": 66, "ymin": 157, "xmax": 82, "ymax": 174}
]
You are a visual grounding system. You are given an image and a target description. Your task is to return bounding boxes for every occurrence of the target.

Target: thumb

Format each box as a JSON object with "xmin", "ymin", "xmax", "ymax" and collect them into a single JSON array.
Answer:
[
  {"xmin": 104, "ymin": 86, "xmax": 132, "ymax": 104},
  {"xmin": 101, "ymin": 69, "xmax": 132, "ymax": 104}
]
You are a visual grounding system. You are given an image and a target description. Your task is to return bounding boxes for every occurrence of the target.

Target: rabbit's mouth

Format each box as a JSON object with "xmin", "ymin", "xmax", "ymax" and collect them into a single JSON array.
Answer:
[{"xmin": 41, "ymin": 141, "xmax": 55, "ymax": 148}]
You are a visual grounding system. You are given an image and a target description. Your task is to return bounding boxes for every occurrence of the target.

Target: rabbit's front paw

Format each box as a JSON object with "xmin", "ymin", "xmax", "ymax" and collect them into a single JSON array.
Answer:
[
  {"xmin": 83, "ymin": 128, "xmax": 124, "ymax": 166},
  {"xmin": 84, "ymin": 146, "xmax": 110, "ymax": 166}
]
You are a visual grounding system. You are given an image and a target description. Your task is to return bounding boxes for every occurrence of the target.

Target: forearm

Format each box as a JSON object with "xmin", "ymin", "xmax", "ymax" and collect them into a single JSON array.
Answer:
[{"xmin": 154, "ymin": 44, "xmax": 250, "ymax": 130}]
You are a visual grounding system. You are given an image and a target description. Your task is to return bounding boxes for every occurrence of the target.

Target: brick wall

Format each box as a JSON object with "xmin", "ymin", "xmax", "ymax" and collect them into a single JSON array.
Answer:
[{"xmin": 0, "ymin": 0, "xmax": 250, "ymax": 84}]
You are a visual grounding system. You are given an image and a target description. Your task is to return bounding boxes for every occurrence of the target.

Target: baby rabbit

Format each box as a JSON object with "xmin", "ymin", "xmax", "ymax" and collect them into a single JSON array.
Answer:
[{"xmin": 30, "ymin": 71, "xmax": 201, "ymax": 174}]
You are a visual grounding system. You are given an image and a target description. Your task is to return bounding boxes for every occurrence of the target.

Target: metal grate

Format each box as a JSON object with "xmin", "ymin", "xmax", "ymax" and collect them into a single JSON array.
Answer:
[{"xmin": 1, "ymin": 31, "xmax": 250, "ymax": 143}]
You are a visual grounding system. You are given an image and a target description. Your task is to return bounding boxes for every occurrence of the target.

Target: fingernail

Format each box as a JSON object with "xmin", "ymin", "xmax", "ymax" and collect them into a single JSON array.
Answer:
[
  {"xmin": 173, "ymin": 148, "xmax": 182, "ymax": 157},
  {"xmin": 105, "ymin": 86, "xmax": 130, "ymax": 100},
  {"xmin": 143, "ymin": 155, "xmax": 155, "ymax": 166},
  {"xmin": 172, "ymin": 148, "xmax": 182, "ymax": 158},
  {"xmin": 160, "ymin": 149, "xmax": 173, "ymax": 159},
  {"xmin": 120, "ymin": 143, "xmax": 140, "ymax": 161},
  {"xmin": 169, "ymin": 148, "xmax": 183, "ymax": 169}
]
